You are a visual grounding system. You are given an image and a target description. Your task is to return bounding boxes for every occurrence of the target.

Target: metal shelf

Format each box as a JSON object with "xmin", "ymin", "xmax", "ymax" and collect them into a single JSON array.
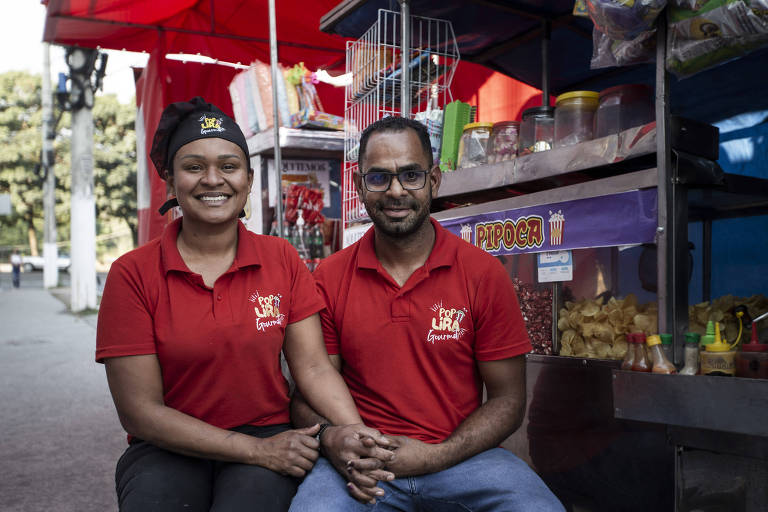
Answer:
[
  {"xmin": 432, "ymin": 168, "xmax": 658, "ymax": 222},
  {"xmin": 613, "ymin": 370, "xmax": 768, "ymax": 438},
  {"xmin": 246, "ymin": 128, "xmax": 345, "ymax": 158},
  {"xmin": 438, "ymin": 123, "xmax": 657, "ymax": 199}
]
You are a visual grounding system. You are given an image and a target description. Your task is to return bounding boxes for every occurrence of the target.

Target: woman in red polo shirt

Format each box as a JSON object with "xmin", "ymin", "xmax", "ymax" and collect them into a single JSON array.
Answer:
[{"xmin": 96, "ymin": 98, "xmax": 371, "ymax": 512}]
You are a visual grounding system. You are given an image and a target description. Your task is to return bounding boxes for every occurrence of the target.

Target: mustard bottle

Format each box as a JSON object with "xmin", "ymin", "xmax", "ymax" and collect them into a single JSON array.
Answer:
[{"xmin": 700, "ymin": 322, "xmax": 736, "ymax": 377}]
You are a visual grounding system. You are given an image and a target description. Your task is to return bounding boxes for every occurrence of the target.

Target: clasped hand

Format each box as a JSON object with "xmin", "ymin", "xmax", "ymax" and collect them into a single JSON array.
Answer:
[{"xmin": 321, "ymin": 425, "xmax": 437, "ymax": 504}]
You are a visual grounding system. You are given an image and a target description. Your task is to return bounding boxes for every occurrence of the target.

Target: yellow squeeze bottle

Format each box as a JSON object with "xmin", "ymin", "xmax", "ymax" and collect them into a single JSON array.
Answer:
[{"xmin": 700, "ymin": 322, "xmax": 736, "ymax": 376}]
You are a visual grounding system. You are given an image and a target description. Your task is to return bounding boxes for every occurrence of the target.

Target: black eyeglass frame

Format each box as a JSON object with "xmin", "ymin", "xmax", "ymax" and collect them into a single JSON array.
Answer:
[{"xmin": 357, "ymin": 169, "xmax": 430, "ymax": 193}]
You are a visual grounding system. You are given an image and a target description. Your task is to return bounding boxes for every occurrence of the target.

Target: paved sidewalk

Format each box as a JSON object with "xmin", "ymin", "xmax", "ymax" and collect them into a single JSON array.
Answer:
[{"xmin": 0, "ymin": 287, "xmax": 124, "ymax": 511}]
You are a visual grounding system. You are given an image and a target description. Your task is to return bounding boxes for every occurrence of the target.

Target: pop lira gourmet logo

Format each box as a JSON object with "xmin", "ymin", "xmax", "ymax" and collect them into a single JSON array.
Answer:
[
  {"xmin": 426, "ymin": 301, "xmax": 468, "ymax": 344},
  {"xmin": 249, "ymin": 291, "xmax": 285, "ymax": 332},
  {"xmin": 199, "ymin": 115, "xmax": 225, "ymax": 135}
]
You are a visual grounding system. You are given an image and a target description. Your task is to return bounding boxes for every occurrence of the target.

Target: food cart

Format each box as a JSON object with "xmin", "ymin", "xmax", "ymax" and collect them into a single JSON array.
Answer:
[{"xmin": 321, "ymin": 1, "xmax": 768, "ymax": 510}]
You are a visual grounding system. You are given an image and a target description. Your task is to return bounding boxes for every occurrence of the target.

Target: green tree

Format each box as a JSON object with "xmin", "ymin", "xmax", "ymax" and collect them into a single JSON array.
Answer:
[
  {"xmin": 93, "ymin": 94, "xmax": 138, "ymax": 246},
  {"xmin": 0, "ymin": 71, "xmax": 137, "ymax": 253},
  {"xmin": 0, "ymin": 71, "xmax": 71, "ymax": 254}
]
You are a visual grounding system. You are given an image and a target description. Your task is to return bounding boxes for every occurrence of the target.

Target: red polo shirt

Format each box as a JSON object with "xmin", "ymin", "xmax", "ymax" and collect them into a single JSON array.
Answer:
[
  {"xmin": 96, "ymin": 218, "xmax": 324, "ymax": 432},
  {"xmin": 314, "ymin": 218, "xmax": 531, "ymax": 443}
]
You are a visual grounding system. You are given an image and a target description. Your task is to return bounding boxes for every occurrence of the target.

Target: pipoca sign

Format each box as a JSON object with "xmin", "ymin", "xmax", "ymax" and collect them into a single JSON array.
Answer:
[
  {"xmin": 439, "ymin": 189, "xmax": 658, "ymax": 256},
  {"xmin": 474, "ymin": 215, "xmax": 545, "ymax": 252}
]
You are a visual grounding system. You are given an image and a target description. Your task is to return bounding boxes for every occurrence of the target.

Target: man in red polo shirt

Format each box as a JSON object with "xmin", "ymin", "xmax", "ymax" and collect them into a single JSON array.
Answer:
[{"xmin": 288, "ymin": 117, "xmax": 563, "ymax": 511}]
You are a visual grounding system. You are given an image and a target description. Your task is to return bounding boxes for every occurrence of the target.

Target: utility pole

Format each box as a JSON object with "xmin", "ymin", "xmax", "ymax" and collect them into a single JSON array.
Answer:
[
  {"xmin": 42, "ymin": 43, "xmax": 58, "ymax": 289},
  {"xmin": 66, "ymin": 47, "xmax": 99, "ymax": 312}
]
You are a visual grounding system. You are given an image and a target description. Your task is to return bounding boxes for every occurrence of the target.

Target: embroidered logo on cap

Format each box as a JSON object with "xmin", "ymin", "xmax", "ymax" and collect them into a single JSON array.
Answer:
[{"xmin": 199, "ymin": 115, "xmax": 225, "ymax": 135}]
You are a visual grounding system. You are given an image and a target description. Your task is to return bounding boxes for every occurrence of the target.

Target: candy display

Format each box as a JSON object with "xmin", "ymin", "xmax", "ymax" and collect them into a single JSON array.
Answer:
[
  {"xmin": 594, "ymin": 84, "xmax": 654, "ymax": 138},
  {"xmin": 520, "ymin": 106, "xmax": 555, "ymax": 155},
  {"xmin": 512, "ymin": 278, "xmax": 553, "ymax": 355},
  {"xmin": 554, "ymin": 91, "xmax": 599, "ymax": 148},
  {"xmin": 488, "ymin": 121, "xmax": 520, "ymax": 163},
  {"xmin": 457, "ymin": 122, "xmax": 493, "ymax": 169}
]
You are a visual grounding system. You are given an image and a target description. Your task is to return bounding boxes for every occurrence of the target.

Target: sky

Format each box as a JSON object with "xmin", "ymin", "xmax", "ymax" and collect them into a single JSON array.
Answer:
[{"xmin": 2, "ymin": 0, "xmax": 148, "ymax": 104}]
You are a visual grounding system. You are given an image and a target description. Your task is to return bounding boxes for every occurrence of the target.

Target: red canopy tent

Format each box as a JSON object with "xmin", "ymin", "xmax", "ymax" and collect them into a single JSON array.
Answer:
[{"xmin": 43, "ymin": 0, "xmax": 542, "ymax": 244}]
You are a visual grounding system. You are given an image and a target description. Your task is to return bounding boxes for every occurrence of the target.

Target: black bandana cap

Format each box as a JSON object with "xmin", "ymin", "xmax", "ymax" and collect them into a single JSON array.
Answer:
[{"xmin": 150, "ymin": 97, "xmax": 250, "ymax": 216}]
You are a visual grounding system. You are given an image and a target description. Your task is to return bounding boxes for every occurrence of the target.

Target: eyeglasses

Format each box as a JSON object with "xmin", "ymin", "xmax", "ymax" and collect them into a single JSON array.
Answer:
[{"xmin": 358, "ymin": 170, "xmax": 429, "ymax": 192}]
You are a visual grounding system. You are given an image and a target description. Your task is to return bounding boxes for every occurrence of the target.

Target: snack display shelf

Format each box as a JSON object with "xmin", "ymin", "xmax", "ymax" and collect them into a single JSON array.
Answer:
[
  {"xmin": 437, "ymin": 122, "xmax": 657, "ymax": 199},
  {"xmin": 246, "ymin": 127, "xmax": 345, "ymax": 158},
  {"xmin": 613, "ymin": 370, "xmax": 768, "ymax": 439}
]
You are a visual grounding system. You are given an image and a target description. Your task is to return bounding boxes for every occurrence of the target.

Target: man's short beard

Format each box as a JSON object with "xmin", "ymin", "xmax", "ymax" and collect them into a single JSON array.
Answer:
[{"xmin": 363, "ymin": 187, "xmax": 432, "ymax": 239}]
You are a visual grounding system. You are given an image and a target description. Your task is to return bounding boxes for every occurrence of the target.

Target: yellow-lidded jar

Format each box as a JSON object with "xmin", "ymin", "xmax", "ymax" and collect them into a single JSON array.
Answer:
[
  {"xmin": 457, "ymin": 122, "xmax": 493, "ymax": 169},
  {"xmin": 554, "ymin": 91, "xmax": 599, "ymax": 148}
]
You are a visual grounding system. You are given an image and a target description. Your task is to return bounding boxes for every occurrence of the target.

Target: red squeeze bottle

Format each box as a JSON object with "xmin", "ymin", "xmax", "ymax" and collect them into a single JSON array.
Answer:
[
  {"xmin": 631, "ymin": 333, "xmax": 652, "ymax": 372},
  {"xmin": 621, "ymin": 333, "xmax": 636, "ymax": 370}
]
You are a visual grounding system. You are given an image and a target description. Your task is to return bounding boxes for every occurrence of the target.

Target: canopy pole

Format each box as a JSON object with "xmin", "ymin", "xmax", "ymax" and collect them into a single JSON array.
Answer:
[
  {"xmin": 399, "ymin": 0, "xmax": 411, "ymax": 116},
  {"xmin": 268, "ymin": 0, "xmax": 284, "ymax": 238},
  {"xmin": 541, "ymin": 19, "xmax": 551, "ymax": 107}
]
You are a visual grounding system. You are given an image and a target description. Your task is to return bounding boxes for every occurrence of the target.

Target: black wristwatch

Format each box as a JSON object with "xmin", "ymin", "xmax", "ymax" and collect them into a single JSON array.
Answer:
[{"xmin": 315, "ymin": 423, "xmax": 331, "ymax": 442}]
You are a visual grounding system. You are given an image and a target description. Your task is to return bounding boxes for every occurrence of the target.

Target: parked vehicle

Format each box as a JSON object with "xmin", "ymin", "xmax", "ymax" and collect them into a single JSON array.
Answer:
[{"xmin": 22, "ymin": 254, "xmax": 71, "ymax": 272}]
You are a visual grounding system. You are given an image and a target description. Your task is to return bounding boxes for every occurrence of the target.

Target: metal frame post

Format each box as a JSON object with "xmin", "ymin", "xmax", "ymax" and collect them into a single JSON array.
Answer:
[
  {"xmin": 542, "ymin": 19, "xmax": 551, "ymax": 107},
  {"xmin": 399, "ymin": 0, "xmax": 411, "ymax": 116},
  {"xmin": 41, "ymin": 42, "xmax": 59, "ymax": 288},
  {"xmin": 703, "ymin": 219, "xmax": 712, "ymax": 302},
  {"xmin": 268, "ymin": 0, "xmax": 284, "ymax": 238},
  {"xmin": 656, "ymin": 9, "xmax": 689, "ymax": 386}
]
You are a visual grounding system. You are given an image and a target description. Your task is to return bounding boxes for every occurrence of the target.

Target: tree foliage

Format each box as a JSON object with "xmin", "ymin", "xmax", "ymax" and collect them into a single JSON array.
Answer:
[
  {"xmin": 0, "ymin": 71, "xmax": 71, "ymax": 253},
  {"xmin": 0, "ymin": 70, "xmax": 138, "ymax": 252},
  {"xmin": 93, "ymin": 95, "xmax": 138, "ymax": 246}
]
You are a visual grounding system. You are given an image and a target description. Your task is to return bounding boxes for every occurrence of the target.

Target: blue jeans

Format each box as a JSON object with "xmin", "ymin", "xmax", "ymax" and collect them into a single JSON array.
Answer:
[{"xmin": 289, "ymin": 448, "xmax": 564, "ymax": 512}]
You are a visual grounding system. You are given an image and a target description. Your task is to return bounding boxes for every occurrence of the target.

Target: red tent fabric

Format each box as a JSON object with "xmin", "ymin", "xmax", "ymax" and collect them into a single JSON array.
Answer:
[
  {"xmin": 43, "ymin": 1, "xmax": 545, "ymax": 244},
  {"xmin": 44, "ymin": 0, "xmax": 350, "ymax": 244}
]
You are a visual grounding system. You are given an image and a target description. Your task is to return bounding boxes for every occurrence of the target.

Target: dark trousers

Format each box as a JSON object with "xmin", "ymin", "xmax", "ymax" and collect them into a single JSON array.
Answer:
[
  {"xmin": 11, "ymin": 265, "xmax": 20, "ymax": 288},
  {"xmin": 116, "ymin": 424, "xmax": 299, "ymax": 512}
]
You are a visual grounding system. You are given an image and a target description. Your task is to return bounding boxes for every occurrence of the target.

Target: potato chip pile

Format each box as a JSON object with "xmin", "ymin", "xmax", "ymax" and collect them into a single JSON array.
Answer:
[
  {"xmin": 688, "ymin": 294, "xmax": 768, "ymax": 342},
  {"xmin": 558, "ymin": 294, "xmax": 657, "ymax": 360}
]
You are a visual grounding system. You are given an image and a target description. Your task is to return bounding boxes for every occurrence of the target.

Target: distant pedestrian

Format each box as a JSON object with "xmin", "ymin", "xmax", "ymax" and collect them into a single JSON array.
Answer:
[{"xmin": 10, "ymin": 250, "xmax": 21, "ymax": 288}]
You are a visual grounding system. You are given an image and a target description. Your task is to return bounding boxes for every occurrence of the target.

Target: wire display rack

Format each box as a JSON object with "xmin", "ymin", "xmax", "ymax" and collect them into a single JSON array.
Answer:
[{"xmin": 342, "ymin": 9, "xmax": 459, "ymax": 233}]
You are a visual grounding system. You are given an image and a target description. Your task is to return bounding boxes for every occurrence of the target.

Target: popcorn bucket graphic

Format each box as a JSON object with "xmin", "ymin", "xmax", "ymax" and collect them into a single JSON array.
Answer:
[
  {"xmin": 460, "ymin": 224, "xmax": 472, "ymax": 244},
  {"xmin": 548, "ymin": 210, "xmax": 564, "ymax": 246}
]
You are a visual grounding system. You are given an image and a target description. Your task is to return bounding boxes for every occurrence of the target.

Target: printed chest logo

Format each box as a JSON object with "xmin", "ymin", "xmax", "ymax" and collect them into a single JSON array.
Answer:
[
  {"xmin": 427, "ymin": 301, "xmax": 468, "ymax": 344},
  {"xmin": 249, "ymin": 291, "xmax": 285, "ymax": 332}
]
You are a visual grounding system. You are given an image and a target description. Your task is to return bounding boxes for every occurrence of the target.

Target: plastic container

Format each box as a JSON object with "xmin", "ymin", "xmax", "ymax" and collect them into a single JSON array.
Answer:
[
  {"xmin": 736, "ymin": 323, "xmax": 768, "ymax": 379},
  {"xmin": 700, "ymin": 322, "xmax": 736, "ymax": 377},
  {"xmin": 457, "ymin": 122, "xmax": 493, "ymax": 169},
  {"xmin": 488, "ymin": 121, "xmax": 520, "ymax": 163},
  {"xmin": 647, "ymin": 335, "xmax": 676, "ymax": 374},
  {"xmin": 554, "ymin": 91, "xmax": 599, "ymax": 148},
  {"xmin": 631, "ymin": 333, "xmax": 651, "ymax": 372},
  {"xmin": 520, "ymin": 106, "xmax": 555, "ymax": 155},
  {"xmin": 621, "ymin": 333, "xmax": 636, "ymax": 370},
  {"xmin": 680, "ymin": 332, "xmax": 700, "ymax": 375},
  {"xmin": 659, "ymin": 333, "xmax": 674, "ymax": 363},
  {"xmin": 594, "ymin": 84, "xmax": 653, "ymax": 138}
]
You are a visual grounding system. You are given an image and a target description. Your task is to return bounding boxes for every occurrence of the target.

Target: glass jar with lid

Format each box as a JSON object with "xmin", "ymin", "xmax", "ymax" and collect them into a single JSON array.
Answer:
[
  {"xmin": 594, "ymin": 84, "xmax": 653, "ymax": 138},
  {"xmin": 554, "ymin": 91, "xmax": 599, "ymax": 148},
  {"xmin": 488, "ymin": 121, "xmax": 520, "ymax": 163},
  {"xmin": 519, "ymin": 106, "xmax": 555, "ymax": 155},
  {"xmin": 457, "ymin": 122, "xmax": 493, "ymax": 169}
]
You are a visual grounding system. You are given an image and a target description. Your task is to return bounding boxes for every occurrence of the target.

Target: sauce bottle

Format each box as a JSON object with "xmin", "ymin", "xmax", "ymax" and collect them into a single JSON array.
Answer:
[
  {"xmin": 621, "ymin": 333, "xmax": 636, "ymax": 370},
  {"xmin": 700, "ymin": 322, "xmax": 736, "ymax": 377},
  {"xmin": 647, "ymin": 335, "xmax": 676, "ymax": 374},
  {"xmin": 659, "ymin": 333, "xmax": 674, "ymax": 364},
  {"xmin": 631, "ymin": 332, "xmax": 651, "ymax": 372},
  {"xmin": 680, "ymin": 332, "xmax": 701, "ymax": 375}
]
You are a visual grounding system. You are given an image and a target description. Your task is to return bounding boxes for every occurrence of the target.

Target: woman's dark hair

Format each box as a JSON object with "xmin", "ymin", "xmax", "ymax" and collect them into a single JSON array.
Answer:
[{"xmin": 357, "ymin": 116, "xmax": 433, "ymax": 170}]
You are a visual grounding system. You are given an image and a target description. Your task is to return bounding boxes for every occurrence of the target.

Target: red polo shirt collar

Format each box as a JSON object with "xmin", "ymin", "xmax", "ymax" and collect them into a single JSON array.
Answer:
[
  {"xmin": 160, "ymin": 218, "xmax": 261, "ymax": 276},
  {"xmin": 357, "ymin": 217, "xmax": 456, "ymax": 273}
]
